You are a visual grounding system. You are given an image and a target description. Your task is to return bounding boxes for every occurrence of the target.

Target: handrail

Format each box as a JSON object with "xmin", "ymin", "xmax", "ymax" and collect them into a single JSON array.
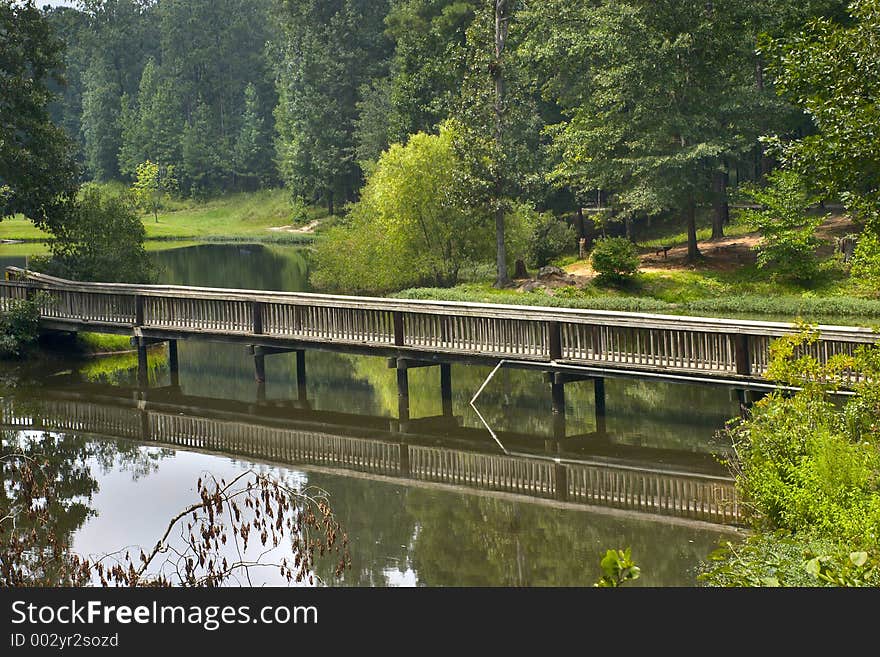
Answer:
[{"xmin": 6, "ymin": 266, "xmax": 878, "ymax": 341}]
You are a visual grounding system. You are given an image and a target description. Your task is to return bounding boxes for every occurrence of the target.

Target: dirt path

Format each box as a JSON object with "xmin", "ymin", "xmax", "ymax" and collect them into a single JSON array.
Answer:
[{"xmin": 267, "ymin": 218, "xmax": 322, "ymax": 234}]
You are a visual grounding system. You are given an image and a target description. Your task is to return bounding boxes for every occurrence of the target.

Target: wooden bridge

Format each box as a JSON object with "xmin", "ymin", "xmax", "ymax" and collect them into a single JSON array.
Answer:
[
  {"xmin": 2, "ymin": 266, "xmax": 877, "ymax": 388},
  {"xmin": 0, "ymin": 387, "xmax": 743, "ymax": 527}
]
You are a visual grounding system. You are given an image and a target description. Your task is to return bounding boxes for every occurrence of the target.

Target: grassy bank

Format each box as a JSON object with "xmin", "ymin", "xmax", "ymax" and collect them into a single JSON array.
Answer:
[
  {"xmin": 0, "ymin": 187, "xmax": 327, "ymax": 244},
  {"xmin": 396, "ymin": 282, "xmax": 880, "ymax": 324}
]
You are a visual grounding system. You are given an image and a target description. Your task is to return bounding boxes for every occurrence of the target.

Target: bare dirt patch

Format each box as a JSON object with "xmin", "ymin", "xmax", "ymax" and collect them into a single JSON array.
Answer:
[{"xmin": 565, "ymin": 213, "xmax": 857, "ymax": 278}]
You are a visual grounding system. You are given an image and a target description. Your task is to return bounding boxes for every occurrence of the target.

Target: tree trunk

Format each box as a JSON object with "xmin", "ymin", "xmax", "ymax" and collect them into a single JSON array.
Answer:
[
  {"xmin": 711, "ymin": 169, "xmax": 729, "ymax": 240},
  {"xmin": 327, "ymin": 190, "xmax": 334, "ymax": 216},
  {"xmin": 494, "ymin": 202, "xmax": 509, "ymax": 287},
  {"xmin": 575, "ymin": 206, "xmax": 586, "ymax": 240},
  {"xmin": 686, "ymin": 198, "xmax": 700, "ymax": 263},
  {"xmin": 492, "ymin": 0, "xmax": 511, "ymax": 288},
  {"xmin": 624, "ymin": 213, "xmax": 634, "ymax": 242}
]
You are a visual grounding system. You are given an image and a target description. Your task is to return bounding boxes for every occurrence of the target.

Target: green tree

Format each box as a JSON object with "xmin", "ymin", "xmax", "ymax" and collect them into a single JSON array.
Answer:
[
  {"xmin": 233, "ymin": 83, "xmax": 274, "ymax": 190},
  {"xmin": 449, "ymin": 1, "xmax": 550, "ymax": 288},
  {"xmin": 275, "ymin": 0, "xmax": 392, "ymax": 214},
  {"xmin": 0, "ymin": 0, "xmax": 78, "ymax": 232},
  {"xmin": 761, "ymin": 0, "xmax": 880, "ymax": 285},
  {"xmin": 736, "ymin": 170, "xmax": 824, "ymax": 282},
  {"xmin": 532, "ymin": 1, "xmax": 788, "ymax": 262},
  {"xmin": 311, "ymin": 123, "xmax": 490, "ymax": 292},
  {"xmin": 131, "ymin": 160, "xmax": 178, "ymax": 223},
  {"xmin": 75, "ymin": 0, "xmax": 161, "ymax": 180},
  {"xmin": 80, "ymin": 57, "xmax": 122, "ymax": 180},
  {"xmin": 181, "ymin": 103, "xmax": 224, "ymax": 197}
]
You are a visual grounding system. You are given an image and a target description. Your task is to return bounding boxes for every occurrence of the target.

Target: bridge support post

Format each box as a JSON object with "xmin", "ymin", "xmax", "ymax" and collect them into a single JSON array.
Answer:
[
  {"xmin": 168, "ymin": 340, "xmax": 179, "ymax": 387},
  {"xmin": 551, "ymin": 380, "xmax": 566, "ymax": 441},
  {"xmin": 594, "ymin": 378, "xmax": 607, "ymax": 435},
  {"xmin": 296, "ymin": 350, "xmax": 307, "ymax": 404},
  {"xmin": 139, "ymin": 410, "xmax": 149, "ymax": 442},
  {"xmin": 554, "ymin": 462, "xmax": 568, "ymax": 502},
  {"xmin": 137, "ymin": 340, "xmax": 148, "ymax": 388},
  {"xmin": 399, "ymin": 441, "xmax": 411, "ymax": 477},
  {"xmin": 254, "ymin": 352, "xmax": 266, "ymax": 384},
  {"xmin": 396, "ymin": 365, "xmax": 410, "ymax": 424},
  {"xmin": 440, "ymin": 363, "xmax": 453, "ymax": 417},
  {"xmin": 734, "ymin": 334, "xmax": 751, "ymax": 377}
]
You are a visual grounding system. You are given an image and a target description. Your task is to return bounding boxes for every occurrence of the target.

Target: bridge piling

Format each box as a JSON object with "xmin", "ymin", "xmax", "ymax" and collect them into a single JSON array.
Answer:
[
  {"xmin": 168, "ymin": 340, "xmax": 179, "ymax": 387},
  {"xmin": 440, "ymin": 363, "xmax": 453, "ymax": 417},
  {"xmin": 254, "ymin": 352, "xmax": 266, "ymax": 384},
  {"xmin": 136, "ymin": 339, "xmax": 148, "ymax": 388},
  {"xmin": 396, "ymin": 365, "xmax": 410, "ymax": 425},
  {"xmin": 551, "ymin": 380, "xmax": 566, "ymax": 440},
  {"xmin": 594, "ymin": 378, "xmax": 607, "ymax": 435},
  {"xmin": 296, "ymin": 350, "xmax": 307, "ymax": 404}
]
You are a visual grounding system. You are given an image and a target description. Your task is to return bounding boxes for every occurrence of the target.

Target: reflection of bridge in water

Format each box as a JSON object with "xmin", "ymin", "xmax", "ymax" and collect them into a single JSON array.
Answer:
[{"xmin": 1, "ymin": 383, "xmax": 742, "ymax": 527}]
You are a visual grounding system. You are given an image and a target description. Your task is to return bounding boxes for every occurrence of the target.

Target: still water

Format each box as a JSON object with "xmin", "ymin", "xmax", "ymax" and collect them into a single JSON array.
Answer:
[{"xmin": 0, "ymin": 243, "xmax": 747, "ymax": 586}]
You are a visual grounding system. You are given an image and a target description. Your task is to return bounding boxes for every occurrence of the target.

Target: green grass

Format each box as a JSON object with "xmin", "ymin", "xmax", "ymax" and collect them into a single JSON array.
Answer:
[
  {"xmin": 397, "ymin": 265, "xmax": 880, "ymax": 327},
  {"xmin": 75, "ymin": 332, "xmax": 135, "ymax": 354},
  {"xmin": 0, "ymin": 187, "xmax": 329, "ymax": 244}
]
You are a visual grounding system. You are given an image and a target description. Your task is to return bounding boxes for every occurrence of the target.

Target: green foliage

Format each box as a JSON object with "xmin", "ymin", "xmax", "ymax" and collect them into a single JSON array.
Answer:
[
  {"xmin": 590, "ymin": 237, "xmax": 640, "ymax": 284},
  {"xmin": 703, "ymin": 328, "xmax": 880, "ymax": 586},
  {"xmin": 0, "ymin": 295, "xmax": 44, "ymax": 359},
  {"xmin": 736, "ymin": 170, "xmax": 824, "ymax": 282},
  {"xmin": 311, "ymin": 124, "xmax": 490, "ymax": 293},
  {"xmin": 594, "ymin": 548, "xmax": 641, "ymax": 587},
  {"xmin": 181, "ymin": 104, "xmax": 223, "ymax": 198},
  {"xmin": 700, "ymin": 532, "xmax": 880, "ymax": 588},
  {"xmin": 526, "ymin": 211, "xmax": 576, "ymax": 268},
  {"xmin": 763, "ymin": 0, "xmax": 880, "ymax": 232},
  {"xmin": 850, "ymin": 232, "xmax": 880, "ymax": 296},
  {"xmin": 233, "ymin": 83, "xmax": 274, "ymax": 190},
  {"xmin": 131, "ymin": 160, "xmax": 178, "ymax": 223},
  {"xmin": 34, "ymin": 184, "xmax": 155, "ymax": 284},
  {"xmin": 274, "ymin": 0, "xmax": 391, "ymax": 214},
  {"xmin": 531, "ymin": 1, "xmax": 791, "ymax": 261},
  {"xmin": 0, "ymin": 0, "xmax": 79, "ymax": 232}
]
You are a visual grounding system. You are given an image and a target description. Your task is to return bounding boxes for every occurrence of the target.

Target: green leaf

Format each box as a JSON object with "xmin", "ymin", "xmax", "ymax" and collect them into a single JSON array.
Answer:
[{"xmin": 850, "ymin": 552, "xmax": 868, "ymax": 567}]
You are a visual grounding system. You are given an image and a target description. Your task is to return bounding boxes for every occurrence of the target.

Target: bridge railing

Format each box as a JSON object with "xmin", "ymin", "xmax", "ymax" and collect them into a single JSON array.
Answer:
[{"xmin": 3, "ymin": 266, "xmax": 877, "ymax": 379}]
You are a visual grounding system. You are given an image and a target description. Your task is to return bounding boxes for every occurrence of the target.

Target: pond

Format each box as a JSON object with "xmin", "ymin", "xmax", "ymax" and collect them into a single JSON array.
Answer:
[{"xmin": 0, "ymin": 242, "xmax": 747, "ymax": 586}]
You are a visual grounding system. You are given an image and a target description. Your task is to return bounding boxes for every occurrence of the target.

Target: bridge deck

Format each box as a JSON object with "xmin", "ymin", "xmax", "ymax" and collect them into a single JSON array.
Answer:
[{"xmin": 3, "ymin": 266, "xmax": 876, "ymax": 384}]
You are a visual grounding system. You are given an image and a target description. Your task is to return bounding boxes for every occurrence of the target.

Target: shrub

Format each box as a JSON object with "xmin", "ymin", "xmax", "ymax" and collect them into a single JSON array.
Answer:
[
  {"xmin": 0, "ymin": 296, "xmax": 43, "ymax": 359},
  {"xmin": 33, "ymin": 184, "xmax": 155, "ymax": 284},
  {"xmin": 526, "ymin": 212, "xmax": 576, "ymax": 268},
  {"xmin": 850, "ymin": 232, "xmax": 880, "ymax": 296},
  {"xmin": 590, "ymin": 236, "xmax": 639, "ymax": 283},
  {"xmin": 702, "ymin": 330, "xmax": 880, "ymax": 586}
]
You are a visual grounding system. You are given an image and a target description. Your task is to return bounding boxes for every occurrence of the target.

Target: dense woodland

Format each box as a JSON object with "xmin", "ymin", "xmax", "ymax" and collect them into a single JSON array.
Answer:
[{"xmin": 18, "ymin": 0, "xmax": 875, "ymax": 290}]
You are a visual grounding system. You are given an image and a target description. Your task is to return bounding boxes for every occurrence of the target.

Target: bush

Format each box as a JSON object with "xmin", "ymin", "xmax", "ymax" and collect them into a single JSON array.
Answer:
[
  {"xmin": 0, "ymin": 296, "xmax": 43, "ymax": 359},
  {"xmin": 850, "ymin": 232, "xmax": 880, "ymax": 296},
  {"xmin": 526, "ymin": 212, "xmax": 576, "ymax": 268},
  {"xmin": 32, "ymin": 184, "xmax": 155, "ymax": 284},
  {"xmin": 590, "ymin": 236, "xmax": 639, "ymax": 283},
  {"xmin": 701, "ymin": 330, "xmax": 880, "ymax": 586}
]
